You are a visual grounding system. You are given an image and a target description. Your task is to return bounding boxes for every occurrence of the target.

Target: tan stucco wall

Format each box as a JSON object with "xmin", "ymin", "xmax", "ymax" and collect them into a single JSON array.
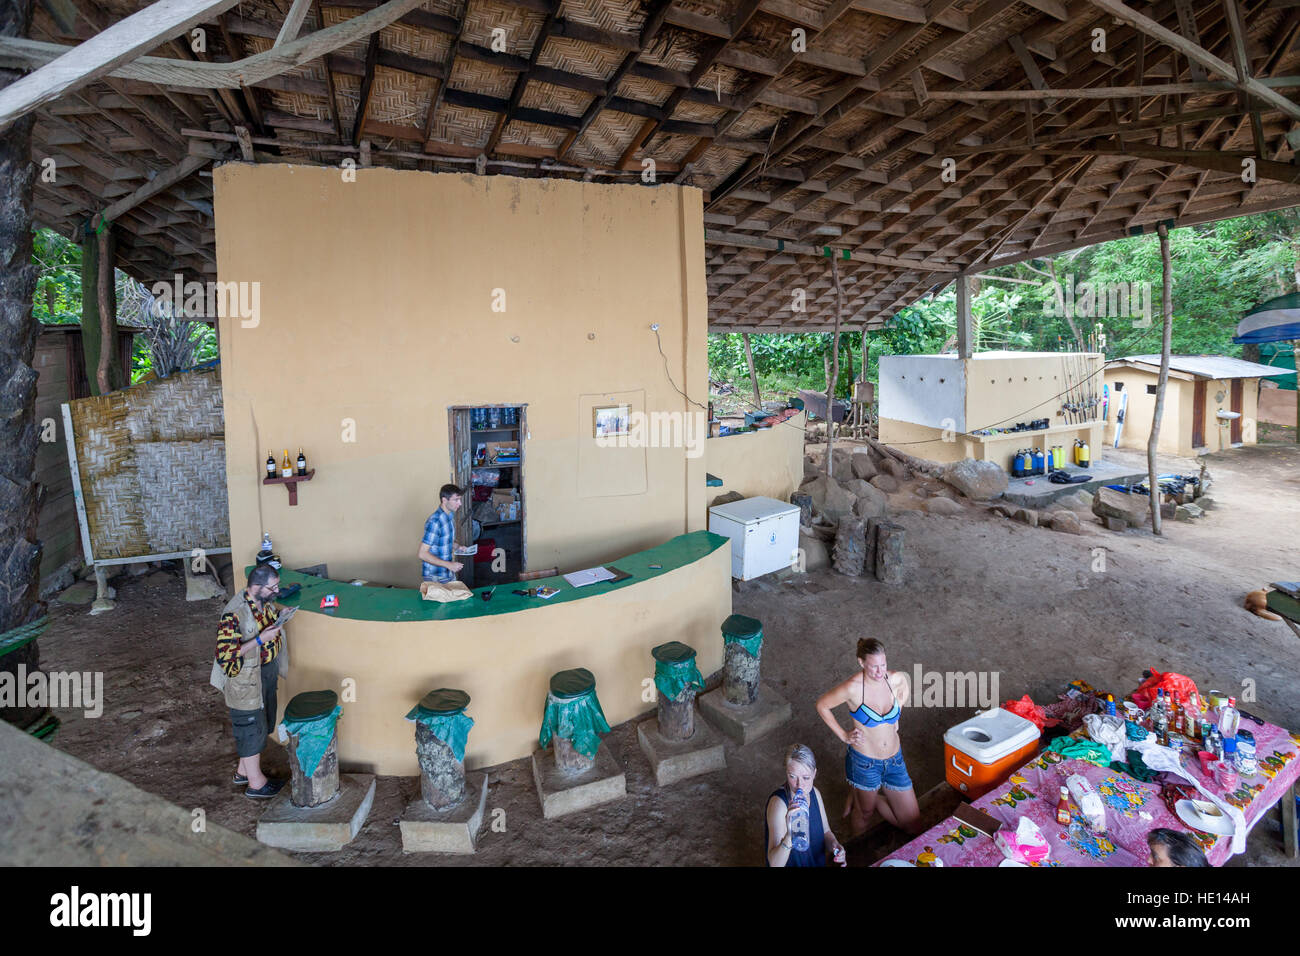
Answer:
[
  {"xmin": 879, "ymin": 353, "xmax": 1106, "ymax": 468},
  {"xmin": 213, "ymin": 164, "xmax": 709, "ymax": 584},
  {"xmin": 964, "ymin": 353, "xmax": 1105, "ymax": 429},
  {"xmin": 283, "ymin": 544, "xmax": 731, "ymax": 773},
  {"xmin": 706, "ymin": 412, "xmax": 805, "ymax": 503},
  {"xmin": 1103, "ymin": 369, "xmax": 1260, "ymax": 456}
]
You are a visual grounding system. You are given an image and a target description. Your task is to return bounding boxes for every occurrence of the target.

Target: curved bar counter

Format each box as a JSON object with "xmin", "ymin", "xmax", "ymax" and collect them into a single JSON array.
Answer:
[{"xmin": 272, "ymin": 531, "xmax": 732, "ymax": 775}]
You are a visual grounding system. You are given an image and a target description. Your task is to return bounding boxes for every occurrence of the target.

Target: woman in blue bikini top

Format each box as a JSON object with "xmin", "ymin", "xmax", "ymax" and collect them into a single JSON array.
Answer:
[{"xmin": 815, "ymin": 637, "xmax": 924, "ymax": 838}]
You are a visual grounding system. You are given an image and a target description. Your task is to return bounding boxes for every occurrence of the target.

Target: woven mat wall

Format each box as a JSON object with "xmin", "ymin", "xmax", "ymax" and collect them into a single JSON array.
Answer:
[{"xmin": 68, "ymin": 365, "xmax": 229, "ymax": 560}]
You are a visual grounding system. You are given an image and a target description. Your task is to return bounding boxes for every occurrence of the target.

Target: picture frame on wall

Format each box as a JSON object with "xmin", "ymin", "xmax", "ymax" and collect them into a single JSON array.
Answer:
[{"xmin": 593, "ymin": 403, "xmax": 631, "ymax": 438}]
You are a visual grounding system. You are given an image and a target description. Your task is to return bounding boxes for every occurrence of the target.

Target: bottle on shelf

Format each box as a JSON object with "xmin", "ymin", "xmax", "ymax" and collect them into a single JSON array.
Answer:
[
  {"xmin": 1056, "ymin": 785, "xmax": 1071, "ymax": 825},
  {"xmin": 265, "ymin": 449, "xmax": 276, "ymax": 479},
  {"xmin": 281, "ymin": 449, "xmax": 292, "ymax": 478},
  {"xmin": 296, "ymin": 448, "xmax": 307, "ymax": 476},
  {"xmin": 788, "ymin": 788, "xmax": 810, "ymax": 852}
]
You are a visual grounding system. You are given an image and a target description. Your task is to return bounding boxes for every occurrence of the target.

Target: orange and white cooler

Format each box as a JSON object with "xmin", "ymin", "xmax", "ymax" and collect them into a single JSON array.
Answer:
[{"xmin": 944, "ymin": 708, "xmax": 1041, "ymax": 799}]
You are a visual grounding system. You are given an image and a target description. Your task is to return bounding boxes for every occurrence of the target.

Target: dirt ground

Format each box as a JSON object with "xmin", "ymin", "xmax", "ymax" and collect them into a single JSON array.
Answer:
[{"xmin": 31, "ymin": 438, "xmax": 1300, "ymax": 867}]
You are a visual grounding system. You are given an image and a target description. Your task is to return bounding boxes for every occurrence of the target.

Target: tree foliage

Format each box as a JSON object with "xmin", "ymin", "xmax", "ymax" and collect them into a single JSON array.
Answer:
[
  {"xmin": 31, "ymin": 226, "xmax": 218, "ymax": 383},
  {"xmin": 710, "ymin": 210, "xmax": 1300, "ymax": 396}
]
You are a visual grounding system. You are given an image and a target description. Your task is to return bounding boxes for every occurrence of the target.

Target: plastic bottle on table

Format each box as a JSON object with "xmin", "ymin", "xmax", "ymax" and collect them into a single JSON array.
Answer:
[
  {"xmin": 788, "ymin": 788, "xmax": 810, "ymax": 852},
  {"xmin": 1218, "ymin": 697, "xmax": 1240, "ymax": 740}
]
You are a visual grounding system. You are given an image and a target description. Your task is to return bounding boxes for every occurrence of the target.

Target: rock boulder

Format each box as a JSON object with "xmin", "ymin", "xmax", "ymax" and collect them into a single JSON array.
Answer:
[{"xmin": 939, "ymin": 458, "xmax": 1008, "ymax": 501}]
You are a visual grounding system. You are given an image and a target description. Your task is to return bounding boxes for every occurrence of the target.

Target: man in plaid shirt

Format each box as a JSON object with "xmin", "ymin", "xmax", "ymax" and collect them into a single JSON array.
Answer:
[{"xmin": 417, "ymin": 483, "xmax": 465, "ymax": 582}]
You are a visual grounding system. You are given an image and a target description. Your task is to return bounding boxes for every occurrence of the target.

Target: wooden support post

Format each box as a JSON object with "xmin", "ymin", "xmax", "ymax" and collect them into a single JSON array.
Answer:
[
  {"xmin": 1294, "ymin": 341, "xmax": 1300, "ymax": 444},
  {"xmin": 955, "ymin": 273, "xmax": 973, "ymax": 359},
  {"xmin": 80, "ymin": 222, "xmax": 124, "ymax": 396},
  {"xmin": 825, "ymin": 254, "xmax": 843, "ymax": 476},
  {"xmin": 742, "ymin": 332, "xmax": 760, "ymax": 408},
  {"xmin": 1148, "ymin": 222, "xmax": 1174, "ymax": 535}
]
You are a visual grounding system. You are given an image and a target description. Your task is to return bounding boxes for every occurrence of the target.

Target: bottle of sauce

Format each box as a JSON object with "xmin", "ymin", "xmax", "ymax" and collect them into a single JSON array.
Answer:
[
  {"xmin": 266, "ymin": 450, "xmax": 276, "ymax": 479},
  {"xmin": 296, "ymin": 448, "xmax": 307, "ymax": 476},
  {"xmin": 281, "ymin": 449, "xmax": 292, "ymax": 479},
  {"xmin": 1056, "ymin": 786, "xmax": 1071, "ymax": 825}
]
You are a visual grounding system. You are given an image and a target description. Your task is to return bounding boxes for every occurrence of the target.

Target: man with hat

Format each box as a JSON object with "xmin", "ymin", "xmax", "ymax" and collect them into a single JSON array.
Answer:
[{"xmin": 212, "ymin": 564, "xmax": 295, "ymax": 798}]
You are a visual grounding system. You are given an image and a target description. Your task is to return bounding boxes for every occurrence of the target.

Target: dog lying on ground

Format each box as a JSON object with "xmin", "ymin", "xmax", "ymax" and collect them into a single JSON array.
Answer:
[{"xmin": 1244, "ymin": 589, "xmax": 1282, "ymax": 621}]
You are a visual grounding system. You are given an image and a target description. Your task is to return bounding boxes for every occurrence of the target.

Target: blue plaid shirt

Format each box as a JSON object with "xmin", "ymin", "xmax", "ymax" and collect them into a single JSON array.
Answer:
[{"xmin": 421, "ymin": 508, "xmax": 456, "ymax": 582}]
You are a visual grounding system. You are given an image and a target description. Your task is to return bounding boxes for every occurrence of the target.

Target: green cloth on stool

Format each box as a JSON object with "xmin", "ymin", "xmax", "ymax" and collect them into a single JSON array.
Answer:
[
  {"xmin": 282, "ymin": 705, "xmax": 342, "ymax": 777},
  {"xmin": 721, "ymin": 613, "xmax": 763, "ymax": 657},
  {"xmin": 405, "ymin": 689, "xmax": 475, "ymax": 763},
  {"xmin": 652, "ymin": 641, "xmax": 705, "ymax": 702},
  {"xmin": 539, "ymin": 685, "xmax": 610, "ymax": 759},
  {"xmin": 1044, "ymin": 735, "xmax": 1112, "ymax": 767}
]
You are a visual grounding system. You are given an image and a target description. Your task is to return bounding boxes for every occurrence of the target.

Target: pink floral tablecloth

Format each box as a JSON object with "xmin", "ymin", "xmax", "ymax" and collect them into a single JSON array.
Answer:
[{"xmin": 878, "ymin": 720, "xmax": 1300, "ymax": 867}]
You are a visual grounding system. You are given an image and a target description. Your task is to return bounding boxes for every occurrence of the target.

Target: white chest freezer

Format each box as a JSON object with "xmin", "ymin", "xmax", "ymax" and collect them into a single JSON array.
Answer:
[{"xmin": 708, "ymin": 496, "xmax": 801, "ymax": 581}]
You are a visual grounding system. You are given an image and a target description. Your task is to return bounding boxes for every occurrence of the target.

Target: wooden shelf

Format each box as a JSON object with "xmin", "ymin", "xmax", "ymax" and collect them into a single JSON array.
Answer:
[
  {"xmin": 480, "ymin": 519, "xmax": 520, "ymax": 528},
  {"xmin": 263, "ymin": 469, "xmax": 314, "ymax": 505},
  {"xmin": 474, "ymin": 461, "xmax": 520, "ymax": 468},
  {"xmin": 472, "ymin": 427, "xmax": 519, "ymax": 433},
  {"xmin": 964, "ymin": 421, "xmax": 1102, "ymax": 443}
]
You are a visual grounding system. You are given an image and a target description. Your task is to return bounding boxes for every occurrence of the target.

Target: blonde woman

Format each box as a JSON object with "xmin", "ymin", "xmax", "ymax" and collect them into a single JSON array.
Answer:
[
  {"xmin": 815, "ymin": 638, "xmax": 923, "ymax": 837},
  {"xmin": 764, "ymin": 744, "xmax": 846, "ymax": 867}
]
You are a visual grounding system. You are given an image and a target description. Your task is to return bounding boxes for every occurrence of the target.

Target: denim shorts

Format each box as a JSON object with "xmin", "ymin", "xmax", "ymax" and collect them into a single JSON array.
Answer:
[{"xmin": 845, "ymin": 747, "xmax": 913, "ymax": 793}]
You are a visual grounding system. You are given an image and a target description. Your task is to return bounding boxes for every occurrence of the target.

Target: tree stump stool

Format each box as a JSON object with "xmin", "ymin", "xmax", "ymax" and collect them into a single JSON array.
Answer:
[
  {"xmin": 539, "ymin": 668, "xmax": 611, "ymax": 774},
  {"xmin": 651, "ymin": 641, "xmax": 706, "ymax": 741},
  {"xmin": 721, "ymin": 614, "xmax": 764, "ymax": 707},
  {"xmin": 407, "ymin": 689, "xmax": 474, "ymax": 811},
  {"xmin": 282, "ymin": 690, "xmax": 342, "ymax": 808}
]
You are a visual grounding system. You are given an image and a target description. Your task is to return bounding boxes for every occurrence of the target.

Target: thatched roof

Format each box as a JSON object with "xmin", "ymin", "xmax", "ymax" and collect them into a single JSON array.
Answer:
[{"xmin": 11, "ymin": 0, "xmax": 1300, "ymax": 330}]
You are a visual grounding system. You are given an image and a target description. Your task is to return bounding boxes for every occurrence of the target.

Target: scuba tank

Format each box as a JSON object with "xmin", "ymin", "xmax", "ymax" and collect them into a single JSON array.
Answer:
[
  {"xmin": 1076, "ymin": 439, "xmax": 1091, "ymax": 468},
  {"xmin": 1032, "ymin": 448, "xmax": 1045, "ymax": 475},
  {"xmin": 1012, "ymin": 449, "xmax": 1026, "ymax": 478}
]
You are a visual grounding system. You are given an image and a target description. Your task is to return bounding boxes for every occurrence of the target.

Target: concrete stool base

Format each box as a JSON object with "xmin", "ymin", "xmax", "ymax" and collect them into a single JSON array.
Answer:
[
  {"xmin": 531, "ymin": 740, "xmax": 626, "ymax": 820},
  {"xmin": 400, "ymin": 775, "xmax": 488, "ymax": 854},
  {"xmin": 637, "ymin": 716, "xmax": 726, "ymax": 786},
  {"xmin": 255, "ymin": 774, "xmax": 375, "ymax": 852},
  {"xmin": 698, "ymin": 683, "xmax": 792, "ymax": 747}
]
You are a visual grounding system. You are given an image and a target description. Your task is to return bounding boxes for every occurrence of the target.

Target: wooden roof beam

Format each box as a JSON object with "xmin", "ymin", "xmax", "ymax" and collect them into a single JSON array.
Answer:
[
  {"xmin": 0, "ymin": 0, "xmax": 243, "ymax": 127},
  {"xmin": 1083, "ymin": 0, "xmax": 1300, "ymax": 121}
]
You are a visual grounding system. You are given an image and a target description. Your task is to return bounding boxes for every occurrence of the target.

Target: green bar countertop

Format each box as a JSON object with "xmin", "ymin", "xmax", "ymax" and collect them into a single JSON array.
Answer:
[{"xmin": 258, "ymin": 530, "xmax": 730, "ymax": 623}]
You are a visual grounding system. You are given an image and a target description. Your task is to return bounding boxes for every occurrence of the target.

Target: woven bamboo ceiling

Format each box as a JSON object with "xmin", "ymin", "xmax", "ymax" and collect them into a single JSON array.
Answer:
[{"xmin": 8, "ymin": 0, "xmax": 1300, "ymax": 329}]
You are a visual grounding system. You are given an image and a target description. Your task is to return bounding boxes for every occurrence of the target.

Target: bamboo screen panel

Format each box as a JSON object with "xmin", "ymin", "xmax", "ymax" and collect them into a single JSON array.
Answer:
[{"xmin": 66, "ymin": 365, "xmax": 229, "ymax": 560}]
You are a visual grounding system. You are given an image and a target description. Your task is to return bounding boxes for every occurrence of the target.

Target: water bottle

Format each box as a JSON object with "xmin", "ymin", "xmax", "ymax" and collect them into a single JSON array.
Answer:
[
  {"xmin": 1218, "ymin": 697, "xmax": 1240, "ymax": 740},
  {"xmin": 788, "ymin": 788, "xmax": 810, "ymax": 852},
  {"xmin": 259, "ymin": 532, "xmax": 273, "ymax": 557}
]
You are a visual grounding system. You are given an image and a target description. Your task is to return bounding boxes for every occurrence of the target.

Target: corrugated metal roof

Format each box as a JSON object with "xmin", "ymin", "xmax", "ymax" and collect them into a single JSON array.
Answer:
[{"xmin": 1118, "ymin": 355, "xmax": 1296, "ymax": 379}]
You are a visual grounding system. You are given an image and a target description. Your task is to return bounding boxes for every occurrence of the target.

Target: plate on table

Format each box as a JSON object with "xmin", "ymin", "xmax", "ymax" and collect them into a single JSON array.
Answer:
[
  {"xmin": 880, "ymin": 859, "xmax": 915, "ymax": 867},
  {"xmin": 1175, "ymin": 799, "xmax": 1233, "ymax": 836},
  {"xmin": 998, "ymin": 858, "xmax": 1029, "ymax": 867}
]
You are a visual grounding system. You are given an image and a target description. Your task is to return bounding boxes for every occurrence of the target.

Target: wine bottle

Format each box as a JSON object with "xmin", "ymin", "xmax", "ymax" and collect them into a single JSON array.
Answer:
[
  {"xmin": 281, "ymin": 449, "xmax": 292, "ymax": 478},
  {"xmin": 265, "ymin": 449, "xmax": 276, "ymax": 479},
  {"xmin": 296, "ymin": 448, "xmax": 307, "ymax": 476}
]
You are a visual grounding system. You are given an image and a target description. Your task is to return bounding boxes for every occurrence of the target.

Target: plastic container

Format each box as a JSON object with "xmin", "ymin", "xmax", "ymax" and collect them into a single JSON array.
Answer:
[
  {"xmin": 788, "ymin": 788, "xmax": 810, "ymax": 851},
  {"xmin": 944, "ymin": 708, "xmax": 1041, "ymax": 798},
  {"xmin": 1067, "ymin": 773, "xmax": 1107, "ymax": 831}
]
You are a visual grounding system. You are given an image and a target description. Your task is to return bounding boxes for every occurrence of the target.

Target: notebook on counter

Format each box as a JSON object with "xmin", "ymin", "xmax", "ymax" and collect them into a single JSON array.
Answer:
[{"xmin": 561, "ymin": 566, "xmax": 632, "ymax": 588}]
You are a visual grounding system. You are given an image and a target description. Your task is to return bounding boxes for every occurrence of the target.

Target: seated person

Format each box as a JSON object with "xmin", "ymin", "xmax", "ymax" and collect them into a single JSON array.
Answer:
[{"xmin": 1147, "ymin": 828, "xmax": 1209, "ymax": 867}]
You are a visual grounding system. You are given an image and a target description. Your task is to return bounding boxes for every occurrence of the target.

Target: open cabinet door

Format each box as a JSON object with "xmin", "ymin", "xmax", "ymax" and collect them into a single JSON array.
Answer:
[{"xmin": 449, "ymin": 407, "xmax": 472, "ymax": 547}]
